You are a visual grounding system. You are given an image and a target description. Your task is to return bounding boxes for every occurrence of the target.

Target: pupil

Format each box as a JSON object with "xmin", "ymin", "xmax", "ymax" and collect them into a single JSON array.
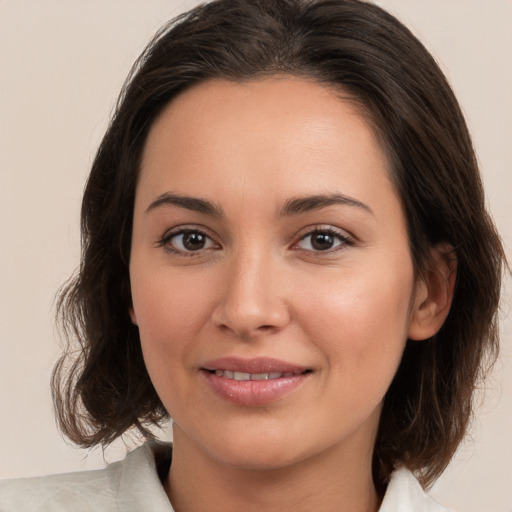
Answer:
[
  {"xmin": 312, "ymin": 232, "xmax": 334, "ymax": 250},
  {"xmin": 183, "ymin": 232, "xmax": 205, "ymax": 250}
]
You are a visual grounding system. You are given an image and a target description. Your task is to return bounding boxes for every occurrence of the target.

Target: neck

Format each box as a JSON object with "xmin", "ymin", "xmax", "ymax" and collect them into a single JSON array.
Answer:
[{"xmin": 165, "ymin": 428, "xmax": 381, "ymax": 512}]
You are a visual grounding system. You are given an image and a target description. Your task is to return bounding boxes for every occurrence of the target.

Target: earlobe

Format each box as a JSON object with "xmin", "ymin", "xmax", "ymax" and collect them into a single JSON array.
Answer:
[{"xmin": 408, "ymin": 243, "xmax": 457, "ymax": 341}]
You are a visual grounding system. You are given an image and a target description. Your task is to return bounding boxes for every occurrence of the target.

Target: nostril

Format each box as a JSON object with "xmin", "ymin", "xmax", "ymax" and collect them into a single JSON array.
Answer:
[{"xmin": 211, "ymin": 296, "xmax": 291, "ymax": 338}]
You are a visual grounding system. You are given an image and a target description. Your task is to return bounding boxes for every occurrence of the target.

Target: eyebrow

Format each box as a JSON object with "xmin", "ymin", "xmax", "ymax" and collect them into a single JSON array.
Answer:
[
  {"xmin": 146, "ymin": 192, "xmax": 224, "ymax": 216},
  {"xmin": 280, "ymin": 193, "xmax": 373, "ymax": 216},
  {"xmin": 146, "ymin": 191, "xmax": 372, "ymax": 217}
]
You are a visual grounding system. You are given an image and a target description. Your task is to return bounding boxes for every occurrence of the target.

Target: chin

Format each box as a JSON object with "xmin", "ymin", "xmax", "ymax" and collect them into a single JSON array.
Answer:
[
  {"xmin": 200, "ymin": 424, "xmax": 323, "ymax": 472},
  {"xmin": 216, "ymin": 445, "xmax": 308, "ymax": 472}
]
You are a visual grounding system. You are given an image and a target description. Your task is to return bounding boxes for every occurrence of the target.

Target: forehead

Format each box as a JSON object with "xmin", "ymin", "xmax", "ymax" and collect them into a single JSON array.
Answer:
[{"xmin": 138, "ymin": 76, "xmax": 398, "ymax": 217}]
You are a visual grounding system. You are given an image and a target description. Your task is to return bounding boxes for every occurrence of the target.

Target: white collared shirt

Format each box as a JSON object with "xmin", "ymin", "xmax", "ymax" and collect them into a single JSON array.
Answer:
[{"xmin": 0, "ymin": 442, "xmax": 451, "ymax": 511}]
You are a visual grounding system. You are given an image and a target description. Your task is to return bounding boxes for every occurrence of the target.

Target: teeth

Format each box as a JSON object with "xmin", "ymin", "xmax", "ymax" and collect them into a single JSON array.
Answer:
[
  {"xmin": 213, "ymin": 370, "xmax": 300, "ymax": 380},
  {"xmin": 252, "ymin": 373, "xmax": 269, "ymax": 380},
  {"xmin": 233, "ymin": 371, "xmax": 251, "ymax": 381}
]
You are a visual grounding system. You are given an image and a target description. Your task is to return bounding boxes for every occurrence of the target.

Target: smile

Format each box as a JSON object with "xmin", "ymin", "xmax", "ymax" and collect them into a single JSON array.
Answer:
[
  {"xmin": 200, "ymin": 358, "xmax": 312, "ymax": 406},
  {"xmin": 211, "ymin": 370, "xmax": 304, "ymax": 380}
]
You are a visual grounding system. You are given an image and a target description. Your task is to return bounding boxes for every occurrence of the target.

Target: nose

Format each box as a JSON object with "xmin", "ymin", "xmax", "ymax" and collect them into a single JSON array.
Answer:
[{"xmin": 211, "ymin": 250, "xmax": 291, "ymax": 339}]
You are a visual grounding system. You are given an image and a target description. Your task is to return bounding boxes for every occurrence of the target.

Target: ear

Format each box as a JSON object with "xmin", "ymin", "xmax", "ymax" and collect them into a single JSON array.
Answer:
[
  {"xmin": 408, "ymin": 243, "xmax": 457, "ymax": 341},
  {"xmin": 129, "ymin": 306, "xmax": 138, "ymax": 326}
]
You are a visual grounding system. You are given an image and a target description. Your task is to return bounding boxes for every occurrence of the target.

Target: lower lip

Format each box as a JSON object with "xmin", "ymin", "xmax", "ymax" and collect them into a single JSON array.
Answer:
[{"xmin": 202, "ymin": 371, "xmax": 309, "ymax": 406}]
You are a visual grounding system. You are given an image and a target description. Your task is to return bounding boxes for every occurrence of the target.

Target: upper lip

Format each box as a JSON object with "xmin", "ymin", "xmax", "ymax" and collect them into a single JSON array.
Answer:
[{"xmin": 201, "ymin": 357, "xmax": 310, "ymax": 374}]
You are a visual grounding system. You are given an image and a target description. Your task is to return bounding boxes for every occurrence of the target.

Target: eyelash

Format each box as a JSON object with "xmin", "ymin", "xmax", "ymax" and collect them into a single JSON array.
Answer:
[
  {"xmin": 294, "ymin": 227, "xmax": 353, "ymax": 254},
  {"xmin": 156, "ymin": 228, "xmax": 218, "ymax": 257},
  {"xmin": 156, "ymin": 226, "xmax": 353, "ymax": 257}
]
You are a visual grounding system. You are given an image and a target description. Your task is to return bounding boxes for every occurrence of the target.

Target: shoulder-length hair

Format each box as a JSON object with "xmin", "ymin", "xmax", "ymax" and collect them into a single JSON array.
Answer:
[{"xmin": 53, "ymin": 0, "xmax": 505, "ymax": 489}]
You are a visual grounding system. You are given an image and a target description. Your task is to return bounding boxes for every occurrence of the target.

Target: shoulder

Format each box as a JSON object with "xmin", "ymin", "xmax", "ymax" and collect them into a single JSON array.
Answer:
[
  {"xmin": 0, "ymin": 442, "xmax": 173, "ymax": 512},
  {"xmin": 0, "ymin": 465, "xmax": 116, "ymax": 512},
  {"xmin": 379, "ymin": 467, "xmax": 453, "ymax": 512}
]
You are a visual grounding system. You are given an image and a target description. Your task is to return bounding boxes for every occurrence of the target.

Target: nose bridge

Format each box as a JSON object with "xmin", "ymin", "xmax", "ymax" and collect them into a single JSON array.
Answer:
[{"xmin": 213, "ymin": 242, "xmax": 289, "ymax": 337}]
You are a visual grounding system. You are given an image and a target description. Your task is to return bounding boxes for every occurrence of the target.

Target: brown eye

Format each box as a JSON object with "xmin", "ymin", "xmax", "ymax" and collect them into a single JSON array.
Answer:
[
  {"xmin": 181, "ymin": 231, "xmax": 208, "ymax": 250},
  {"xmin": 311, "ymin": 232, "xmax": 336, "ymax": 250},
  {"xmin": 162, "ymin": 229, "xmax": 217, "ymax": 254},
  {"xmin": 296, "ymin": 229, "xmax": 350, "ymax": 252}
]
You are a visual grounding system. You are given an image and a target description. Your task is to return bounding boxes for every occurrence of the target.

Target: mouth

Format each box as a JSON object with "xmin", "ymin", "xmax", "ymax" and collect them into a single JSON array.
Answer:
[
  {"xmin": 203, "ymin": 369, "xmax": 311, "ymax": 381},
  {"xmin": 200, "ymin": 357, "xmax": 313, "ymax": 406},
  {"xmin": 201, "ymin": 356, "xmax": 311, "ymax": 375}
]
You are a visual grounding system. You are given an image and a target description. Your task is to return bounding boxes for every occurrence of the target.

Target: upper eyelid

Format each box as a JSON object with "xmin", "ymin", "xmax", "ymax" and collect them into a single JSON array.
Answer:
[
  {"xmin": 159, "ymin": 224, "xmax": 215, "ymax": 240},
  {"xmin": 156, "ymin": 226, "xmax": 217, "ymax": 249},
  {"xmin": 157, "ymin": 228, "xmax": 220, "ymax": 257},
  {"xmin": 156, "ymin": 224, "xmax": 353, "ymax": 249},
  {"xmin": 290, "ymin": 226, "xmax": 353, "ymax": 252},
  {"xmin": 294, "ymin": 224, "xmax": 352, "ymax": 241}
]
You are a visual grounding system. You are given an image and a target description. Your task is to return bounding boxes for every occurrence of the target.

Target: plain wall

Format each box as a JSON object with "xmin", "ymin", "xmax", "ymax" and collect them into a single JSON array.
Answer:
[{"xmin": 0, "ymin": 1, "xmax": 511, "ymax": 511}]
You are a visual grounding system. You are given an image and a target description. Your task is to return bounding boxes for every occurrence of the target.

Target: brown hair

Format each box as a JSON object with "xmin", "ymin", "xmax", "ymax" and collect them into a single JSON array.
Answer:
[{"xmin": 53, "ymin": 0, "xmax": 505, "ymax": 489}]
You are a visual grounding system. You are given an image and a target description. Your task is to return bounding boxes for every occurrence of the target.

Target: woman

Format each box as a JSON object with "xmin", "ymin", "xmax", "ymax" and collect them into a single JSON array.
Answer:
[{"xmin": 0, "ymin": 0, "xmax": 505, "ymax": 511}]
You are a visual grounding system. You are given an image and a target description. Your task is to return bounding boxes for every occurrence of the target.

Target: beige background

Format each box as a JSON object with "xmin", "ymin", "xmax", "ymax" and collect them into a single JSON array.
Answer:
[{"xmin": 0, "ymin": 1, "xmax": 511, "ymax": 511}]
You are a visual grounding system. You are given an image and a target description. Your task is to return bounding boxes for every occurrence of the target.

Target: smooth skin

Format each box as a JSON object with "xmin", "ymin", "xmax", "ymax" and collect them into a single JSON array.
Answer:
[{"xmin": 129, "ymin": 76, "xmax": 454, "ymax": 512}]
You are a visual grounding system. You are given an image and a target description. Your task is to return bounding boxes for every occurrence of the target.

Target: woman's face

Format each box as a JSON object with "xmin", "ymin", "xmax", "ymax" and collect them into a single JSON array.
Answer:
[{"xmin": 130, "ymin": 77, "xmax": 424, "ymax": 470}]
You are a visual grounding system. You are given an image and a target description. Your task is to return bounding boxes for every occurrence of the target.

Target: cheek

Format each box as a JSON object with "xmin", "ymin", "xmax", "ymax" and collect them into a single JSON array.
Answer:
[
  {"xmin": 298, "ymin": 261, "xmax": 414, "ymax": 382},
  {"xmin": 130, "ymin": 269, "xmax": 219, "ymax": 421},
  {"xmin": 132, "ymin": 266, "xmax": 211, "ymax": 332},
  {"xmin": 131, "ymin": 269, "xmax": 214, "ymax": 378}
]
